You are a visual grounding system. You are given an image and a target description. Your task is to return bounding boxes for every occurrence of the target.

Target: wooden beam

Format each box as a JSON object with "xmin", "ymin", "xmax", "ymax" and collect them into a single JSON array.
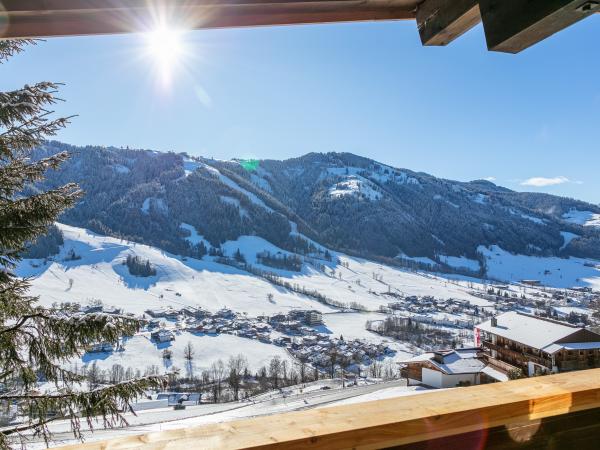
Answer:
[
  {"xmin": 479, "ymin": 0, "xmax": 600, "ymax": 53},
  {"xmin": 416, "ymin": 0, "xmax": 481, "ymax": 46},
  {"xmin": 0, "ymin": 0, "xmax": 417, "ymax": 39},
  {"xmin": 59, "ymin": 368, "xmax": 600, "ymax": 449}
]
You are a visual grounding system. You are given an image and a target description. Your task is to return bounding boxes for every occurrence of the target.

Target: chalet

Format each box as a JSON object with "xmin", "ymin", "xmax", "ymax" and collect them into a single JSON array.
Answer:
[
  {"xmin": 151, "ymin": 330, "xmax": 176, "ymax": 343},
  {"xmin": 476, "ymin": 311, "xmax": 600, "ymax": 376},
  {"xmin": 399, "ymin": 348, "xmax": 503, "ymax": 388},
  {"xmin": 87, "ymin": 342, "xmax": 114, "ymax": 353}
]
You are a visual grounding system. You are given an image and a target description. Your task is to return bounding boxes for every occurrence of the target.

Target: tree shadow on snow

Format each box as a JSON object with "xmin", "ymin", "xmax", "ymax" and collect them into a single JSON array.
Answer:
[{"xmin": 112, "ymin": 262, "xmax": 159, "ymax": 290}]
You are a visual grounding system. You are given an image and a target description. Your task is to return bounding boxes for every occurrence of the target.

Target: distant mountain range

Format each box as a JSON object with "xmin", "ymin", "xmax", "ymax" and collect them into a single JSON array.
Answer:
[{"xmin": 30, "ymin": 142, "xmax": 600, "ymax": 275}]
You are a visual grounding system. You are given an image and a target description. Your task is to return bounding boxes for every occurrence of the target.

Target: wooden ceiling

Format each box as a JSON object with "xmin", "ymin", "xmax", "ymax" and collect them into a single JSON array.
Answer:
[
  {"xmin": 0, "ymin": 0, "xmax": 598, "ymax": 53},
  {"xmin": 0, "ymin": 0, "xmax": 419, "ymax": 39}
]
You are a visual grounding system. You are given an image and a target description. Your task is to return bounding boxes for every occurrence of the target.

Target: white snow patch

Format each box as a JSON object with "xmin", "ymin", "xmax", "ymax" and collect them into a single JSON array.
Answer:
[
  {"xmin": 397, "ymin": 253, "xmax": 437, "ymax": 267},
  {"xmin": 250, "ymin": 173, "xmax": 272, "ymax": 192},
  {"xmin": 478, "ymin": 244, "xmax": 600, "ymax": 289},
  {"xmin": 202, "ymin": 163, "xmax": 274, "ymax": 213},
  {"xmin": 219, "ymin": 196, "xmax": 249, "ymax": 218},
  {"xmin": 562, "ymin": 209, "xmax": 600, "ymax": 227},
  {"xmin": 141, "ymin": 197, "xmax": 168, "ymax": 215},
  {"xmin": 560, "ymin": 231, "xmax": 580, "ymax": 250},
  {"xmin": 183, "ymin": 158, "xmax": 201, "ymax": 176},
  {"xmin": 81, "ymin": 332, "xmax": 294, "ymax": 375},
  {"xmin": 113, "ymin": 164, "xmax": 130, "ymax": 174},
  {"xmin": 439, "ymin": 255, "xmax": 480, "ymax": 272},
  {"xmin": 180, "ymin": 223, "xmax": 211, "ymax": 249},
  {"xmin": 471, "ymin": 193, "xmax": 488, "ymax": 205},
  {"xmin": 329, "ymin": 175, "xmax": 381, "ymax": 201}
]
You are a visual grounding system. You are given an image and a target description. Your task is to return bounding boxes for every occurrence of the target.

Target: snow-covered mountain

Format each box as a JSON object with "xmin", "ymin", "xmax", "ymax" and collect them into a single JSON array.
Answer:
[{"xmin": 31, "ymin": 142, "xmax": 600, "ymax": 278}]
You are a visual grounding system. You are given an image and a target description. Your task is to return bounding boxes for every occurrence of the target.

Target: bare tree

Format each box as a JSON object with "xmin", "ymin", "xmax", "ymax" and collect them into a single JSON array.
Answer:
[
  {"xmin": 210, "ymin": 360, "xmax": 226, "ymax": 403},
  {"xmin": 110, "ymin": 364, "xmax": 125, "ymax": 384},
  {"xmin": 227, "ymin": 354, "xmax": 248, "ymax": 400},
  {"xmin": 87, "ymin": 362, "xmax": 103, "ymax": 390},
  {"xmin": 184, "ymin": 341, "xmax": 195, "ymax": 379},
  {"xmin": 269, "ymin": 356, "xmax": 282, "ymax": 389}
]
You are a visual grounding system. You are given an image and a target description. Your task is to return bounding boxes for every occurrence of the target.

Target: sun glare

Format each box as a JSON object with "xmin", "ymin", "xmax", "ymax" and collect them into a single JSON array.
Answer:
[{"xmin": 143, "ymin": 24, "xmax": 187, "ymax": 86}]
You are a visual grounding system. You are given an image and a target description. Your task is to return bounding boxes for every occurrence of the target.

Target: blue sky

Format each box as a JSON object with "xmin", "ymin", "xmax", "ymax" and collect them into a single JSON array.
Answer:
[{"xmin": 2, "ymin": 17, "xmax": 599, "ymax": 203}]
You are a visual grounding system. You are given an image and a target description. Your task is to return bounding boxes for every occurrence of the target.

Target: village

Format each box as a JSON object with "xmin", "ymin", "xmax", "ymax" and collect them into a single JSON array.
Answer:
[{"xmin": 142, "ymin": 306, "xmax": 395, "ymax": 372}]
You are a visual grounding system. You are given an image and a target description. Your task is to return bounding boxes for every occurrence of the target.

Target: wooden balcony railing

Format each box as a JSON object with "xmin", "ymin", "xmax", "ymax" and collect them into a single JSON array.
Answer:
[{"xmin": 61, "ymin": 368, "xmax": 600, "ymax": 450}]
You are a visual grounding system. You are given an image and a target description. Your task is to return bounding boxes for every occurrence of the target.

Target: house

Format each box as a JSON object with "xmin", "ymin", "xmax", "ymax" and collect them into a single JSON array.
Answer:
[
  {"xmin": 87, "ymin": 342, "xmax": 114, "ymax": 353},
  {"xmin": 520, "ymin": 279, "xmax": 541, "ymax": 286},
  {"xmin": 156, "ymin": 392, "xmax": 201, "ymax": 406},
  {"xmin": 399, "ymin": 348, "xmax": 503, "ymax": 388},
  {"xmin": 151, "ymin": 329, "xmax": 175, "ymax": 343},
  {"xmin": 475, "ymin": 311, "xmax": 600, "ymax": 376},
  {"xmin": 305, "ymin": 310, "xmax": 323, "ymax": 325}
]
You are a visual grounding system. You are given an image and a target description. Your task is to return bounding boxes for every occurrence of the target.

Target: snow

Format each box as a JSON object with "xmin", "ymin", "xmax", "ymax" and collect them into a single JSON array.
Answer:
[
  {"xmin": 369, "ymin": 170, "xmax": 420, "ymax": 186},
  {"xmin": 202, "ymin": 163, "xmax": 274, "ymax": 213},
  {"xmin": 438, "ymin": 255, "xmax": 480, "ymax": 272},
  {"xmin": 141, "ymin": 197, "xmax": 168, "ymax": 215},
  {"xmin": 562, "ymin": 209, "xmax": 600, "ymax": 227},
  {"xmin": 478, "ymin": 244, "xmax": 600, "ymax": 289},
  {"xmin": 521, "ymin": 213, "xmax": 545, "ymax": 225},
  {"xmin": 17, "ymin": 224, "xmax": 334, "ymax": 317},
  {"xmin": 328, "ymin": 175, "xmax": 381, "ymax": 201},
  {"xmin": 250, "ymin": 173, "xmax": 272, "ymax": 192},
  {"xmin": 472, "ymin": 193, "xmax": 488, "ymax": 205},
  {"xmin": 560, "ymin": 231, "xmax": 580, "ymax": 250},
  {"xmin": 179, "ymin": 223, "xmax": 211, "ymax": 249},
  {"xmin": 112, "ymin": 164, "xmax": 130, "ymax": 174},
  {"xmin": 506, "ymin": 207, "xmax": 545, "ymax": 225},
  {"xmin": 183, "ymin": 158, "xmax": 201, "ymax": 176},
  {"xmin": 397, "ymin": 253, "xmax": 437, "ymax": 267},
  {"xmin": 219, "ymin": 196, "xmax": 249, "ymax": 218},
  {"xmin": 477, "ymin": 311, "xmax": 578, "ymax": 350},
  {"xmin": 81, "ymin": 332, "xmax": 293, "ymax": 374}
]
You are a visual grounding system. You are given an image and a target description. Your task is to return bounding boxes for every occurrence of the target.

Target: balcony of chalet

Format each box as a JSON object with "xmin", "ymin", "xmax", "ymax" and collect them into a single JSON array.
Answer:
[{"xmin": 60, "ymin": 368, "xmax": 600, "ymax": 450}]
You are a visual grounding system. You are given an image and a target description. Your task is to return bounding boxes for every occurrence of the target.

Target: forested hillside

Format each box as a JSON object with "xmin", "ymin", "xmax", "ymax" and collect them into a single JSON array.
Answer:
[{"xmin": 30, "ymin": 142, "xmax": 600, "ymax": 275}]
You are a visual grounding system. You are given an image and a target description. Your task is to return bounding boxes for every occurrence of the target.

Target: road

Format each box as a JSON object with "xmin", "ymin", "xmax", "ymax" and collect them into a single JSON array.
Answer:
[{"xmin": 28, "ymin": 379, "xmax": 414, "ymax": 448}]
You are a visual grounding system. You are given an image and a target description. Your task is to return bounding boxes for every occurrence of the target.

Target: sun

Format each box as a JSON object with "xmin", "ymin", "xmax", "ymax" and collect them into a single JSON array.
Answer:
[{"xmin": 143, "ymin": 24, "xmax": 187, "ymax": 86}]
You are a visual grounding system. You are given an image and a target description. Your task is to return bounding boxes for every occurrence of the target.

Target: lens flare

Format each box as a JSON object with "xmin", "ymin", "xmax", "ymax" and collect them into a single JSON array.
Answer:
[{"xmin": 143, "ymin": 23, "xmax": 187, "ymax": 86}]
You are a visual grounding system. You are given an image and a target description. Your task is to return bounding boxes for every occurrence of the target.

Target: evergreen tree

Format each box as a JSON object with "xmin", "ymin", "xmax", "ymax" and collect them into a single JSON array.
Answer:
[{"xmin": 0, "ymin": 40, "xmax": 162, "ymax": 448}]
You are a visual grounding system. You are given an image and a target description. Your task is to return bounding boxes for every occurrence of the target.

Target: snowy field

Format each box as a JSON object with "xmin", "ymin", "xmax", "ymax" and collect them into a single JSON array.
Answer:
[
  {"xmin": 16, "ymin": 223, "xmax": 600, "ymax": 382},
  {"xmin": 75, "ymin": 332, "xmax": 295, "ymax": 375},
  {"xmin": 479, "ymin": 245, "xmax": 600, "ymax": 289}
]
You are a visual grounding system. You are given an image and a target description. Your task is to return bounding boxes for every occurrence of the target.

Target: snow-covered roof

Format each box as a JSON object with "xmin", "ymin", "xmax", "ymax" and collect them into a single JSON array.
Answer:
[
  {"xmin": 476, "ymin": 311, "xmax": 579, "ymax": 350},
  {"xmin": 542, "ymin": 341, "xmax": 600, "ymax": 354},
  {"xmin": 429, "ymin": 351, "xmax": 486, "ymax": 375},
  {"xmin": 398, "ymin": 349, "xmax": 485, "ymax": 375},
  {"xmin": 481, "ymin": 365, "xmax": 509, "ymax": 382}
]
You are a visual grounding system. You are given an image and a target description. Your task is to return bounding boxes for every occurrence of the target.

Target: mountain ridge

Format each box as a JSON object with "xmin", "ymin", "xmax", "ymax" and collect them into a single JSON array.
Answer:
[{"xmin": 30, "ymin": 142, "xmax": 600, "ymax": 275}]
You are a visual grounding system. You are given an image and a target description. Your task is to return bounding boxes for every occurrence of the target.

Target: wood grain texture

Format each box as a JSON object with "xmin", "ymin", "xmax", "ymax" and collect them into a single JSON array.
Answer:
[
  {"xmin": 58, "ymin": 368, "xmax": 600, "ymax": 450},
  {"xmin": 0, "ymin": 0, "xmax": 417, "ymax": 39}
]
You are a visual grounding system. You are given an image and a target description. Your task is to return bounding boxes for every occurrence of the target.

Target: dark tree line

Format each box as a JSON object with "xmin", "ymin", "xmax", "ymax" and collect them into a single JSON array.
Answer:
[{"xmin": 125, "ymin": 255, "xmax": 157, "ymax": 277}]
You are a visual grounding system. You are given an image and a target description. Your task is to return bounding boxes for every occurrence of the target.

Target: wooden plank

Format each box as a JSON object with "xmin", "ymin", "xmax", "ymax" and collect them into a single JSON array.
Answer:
[
  {"xmin": 58, "ymin": 368, "xmax": 600, "ymax": 450},
  {"xmin": 395, "ymin": 407, "xmax": 600, "ymax": 449},
  {"xmin": 0, "ymin": 0, "xmax": 417, "ymax": 39},
  {"xmin": 416, "ymin": 0, "xmax": 481, "ymax": 46},
  {"xmin": 479, "ymin": 0, "xmax": 600, "ymax": 53}
]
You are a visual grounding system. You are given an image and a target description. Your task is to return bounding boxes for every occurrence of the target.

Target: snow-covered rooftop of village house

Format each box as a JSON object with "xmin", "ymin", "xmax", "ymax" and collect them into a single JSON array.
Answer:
[
  {"xmin": 542, "ymin": 341, "xmax": 600, "ymax": 354},
  {"xmin": 399, "ymin": 348, "xmax": 485, "ymax": 375},
  {"xmin": 476, "ymin": 311, "xmax": 579, "ymax": 350},
  {"xmin": 481, "ymin": 365, "xmax": 509, "ymax": 382}
]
